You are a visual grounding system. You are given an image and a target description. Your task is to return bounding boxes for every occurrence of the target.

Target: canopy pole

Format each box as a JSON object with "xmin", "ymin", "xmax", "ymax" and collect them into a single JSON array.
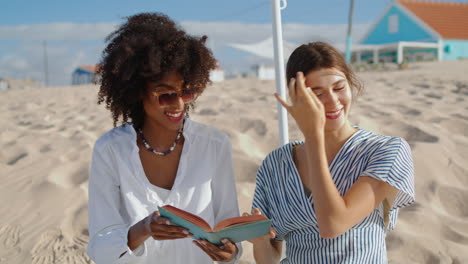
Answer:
[
  {"xmin": 271, "ymin": 0, "xmax": 289, "ymax": 146},
  {"xmin": 345, "ymin": 0, "xmax": 355, "ymax": 64}
]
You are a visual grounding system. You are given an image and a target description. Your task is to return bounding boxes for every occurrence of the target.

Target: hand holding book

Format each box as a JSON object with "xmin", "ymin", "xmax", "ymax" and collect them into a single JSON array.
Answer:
[
  {"xmin": 193, "ymin": 237, "xmax": 238, "ymax": 262},
  {"xmin": 243, "ymin": 208, "xmax": 277, "ymax": 244},
  {"xmin": 158, "ymin": 205, "xmax": 272, "ymax": 245}
]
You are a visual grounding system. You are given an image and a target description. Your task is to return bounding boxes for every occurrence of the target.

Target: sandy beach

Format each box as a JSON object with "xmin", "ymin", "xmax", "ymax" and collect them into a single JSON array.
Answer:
[{"xmin": 1, "ymin": 59, "xmax": 467, "ymax": 263}]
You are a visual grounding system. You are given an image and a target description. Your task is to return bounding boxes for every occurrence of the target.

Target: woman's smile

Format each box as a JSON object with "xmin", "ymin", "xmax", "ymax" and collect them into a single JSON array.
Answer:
[{"xmin": 165, "ymin": 110, "xmax": 184, "ymax": 122}]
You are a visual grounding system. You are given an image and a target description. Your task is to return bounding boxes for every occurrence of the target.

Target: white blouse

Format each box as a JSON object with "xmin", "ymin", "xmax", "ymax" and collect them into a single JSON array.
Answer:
[{"xmin": 87, "ymin": 118, "xmax": 242, "ymax": 264}]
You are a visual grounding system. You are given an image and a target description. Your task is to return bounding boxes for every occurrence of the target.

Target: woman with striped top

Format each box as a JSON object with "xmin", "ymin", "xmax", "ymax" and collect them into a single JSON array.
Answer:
[{"xmin": 246, "ymin": 42, "xmax": 414, "ymax": 263}]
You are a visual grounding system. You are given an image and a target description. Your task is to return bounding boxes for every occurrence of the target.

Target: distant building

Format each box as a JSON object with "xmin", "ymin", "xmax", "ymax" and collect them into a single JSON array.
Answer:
[
  {"xmin": 209, "ymin": 67, "xmax": 225, "ymax": 82},
  {"xmin": 0, "ymin": 78, "xmax": 41, "ymax": 90},
  {"xmin": 72, "ymin": 65, "xmax": 100, "ymax": 85},
  {"xmin": 354, "ymin": 0, "xmax": 468, "ymax": 64},
  {"xmin": 253, "ymin": 64, "xmax": 275, "ymax": 80},
  {"xmin": 0, "ymin": 79, "xmax": 8, "ymax": 91}
]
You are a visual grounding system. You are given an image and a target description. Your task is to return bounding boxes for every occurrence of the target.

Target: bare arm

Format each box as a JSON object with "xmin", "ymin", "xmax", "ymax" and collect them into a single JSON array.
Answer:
[
  {"xmin": 253, "ymin": 239, "xmax": 283, "ymax": 264},
  {"xmin": 244, "ymin": 209, "xmax": 282, "ymax": 264},
  {"xmin": 303, "ymin": 137, "xmax": 394, "ymax": 238}
]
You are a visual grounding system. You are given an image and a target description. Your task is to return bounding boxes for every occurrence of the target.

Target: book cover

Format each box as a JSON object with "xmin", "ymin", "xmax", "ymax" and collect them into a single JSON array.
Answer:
[{"xmin": 158, "ymin": 205, "xmax": 272, "ymax": 245}]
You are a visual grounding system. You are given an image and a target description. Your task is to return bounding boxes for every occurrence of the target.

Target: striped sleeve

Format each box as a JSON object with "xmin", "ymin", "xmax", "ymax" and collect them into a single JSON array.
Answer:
[
  {"xmin": 361, "ymin": 137, "xmax": 415, "ymax": 230},
  {"xmin": 252, "ymin": 156, "xmax": 284, "ymax": 241},
  {"xmin": 252, "ymin": 159, "xmax": 271, "ymax": 221}
]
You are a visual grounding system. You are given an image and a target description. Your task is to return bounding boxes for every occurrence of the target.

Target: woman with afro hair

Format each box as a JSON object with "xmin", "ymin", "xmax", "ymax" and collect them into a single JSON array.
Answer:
[{"xmin": 87, "ymin": 13, "xmax": 241, "ymax": 264}]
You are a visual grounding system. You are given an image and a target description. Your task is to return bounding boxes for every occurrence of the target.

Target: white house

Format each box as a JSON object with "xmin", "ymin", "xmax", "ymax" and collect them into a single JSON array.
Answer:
[
  {"xmin": 209, "ymin": 67, "xmax": 225, "ymax": 82},
  {"xmin": 253, "ymin": 64, "xmax": 276, "ymax": 80},
  {"xmin": 354, "ymin": 0, "xmax": 468, "ymax": 64},
  {"xmin": 0, "ymin": 78, "xmax": 41, "ymax": 90},
  {"xmin": 0, "ymin": 79, "xmax": 8, "ymax": 91},
  {"xmin": 72, "ymin": 65, "xmax": 100, "ymax": 85}
]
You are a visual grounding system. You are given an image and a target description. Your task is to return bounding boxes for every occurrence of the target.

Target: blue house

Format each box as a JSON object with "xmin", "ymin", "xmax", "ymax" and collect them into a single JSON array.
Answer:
[
  {"xmin": 72, "ymin": 65, "xmax": 100, "ymax": 85},
  {"xmin": 354, "ymin": 0, "xmax": 468, "ymax": 64}
]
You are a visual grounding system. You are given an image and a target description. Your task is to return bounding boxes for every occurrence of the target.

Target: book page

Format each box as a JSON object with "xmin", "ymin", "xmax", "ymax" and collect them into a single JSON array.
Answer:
[
  {"xmin": 214, "ymin": 214, "xmax": 268, "ymax": 231},
  {"xmin": 161, "ymin": 205, "xmax": 212, "ymax": 231}
]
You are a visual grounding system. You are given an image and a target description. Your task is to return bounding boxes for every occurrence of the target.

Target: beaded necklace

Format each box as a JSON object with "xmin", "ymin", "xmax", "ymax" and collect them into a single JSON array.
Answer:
[{"xmin": 138, "ymin": 122, "xmax": 184, "ymax": 156}]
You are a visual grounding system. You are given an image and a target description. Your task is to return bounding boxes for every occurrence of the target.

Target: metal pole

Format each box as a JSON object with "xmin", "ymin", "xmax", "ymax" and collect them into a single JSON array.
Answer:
[
  {"xmin": 43, "ymin": 40, "xmax": 49, "ymax": 87},
  {"xmin": 271, "ymin": 0, "xmax": 289, "ymax": 146},
  {"xmin": 345, "ymin": 0, "xmax": 355, "ymax": 64}
]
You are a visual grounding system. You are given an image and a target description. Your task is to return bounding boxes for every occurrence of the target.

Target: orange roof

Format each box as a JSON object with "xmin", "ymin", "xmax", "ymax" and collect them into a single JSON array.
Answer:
[
  {"xmin": 398, "ymin": 0, "xmax": 468, "ymax": 40},
  {"xmin": 78, "ymin": 65, "xmax": 99, "ymax": 73}
]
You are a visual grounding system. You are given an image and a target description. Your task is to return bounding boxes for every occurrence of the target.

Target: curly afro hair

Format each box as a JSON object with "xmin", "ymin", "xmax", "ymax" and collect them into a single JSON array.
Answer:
[{"xmin": 97, "ymin": 12, "xmax": 217, "ymax": 128}]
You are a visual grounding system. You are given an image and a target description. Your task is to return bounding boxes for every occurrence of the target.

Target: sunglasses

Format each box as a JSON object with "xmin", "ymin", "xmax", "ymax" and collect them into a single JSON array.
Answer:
[{"xmin": 152, "ymin": 89, "xmax": 195, "ymax": 106}]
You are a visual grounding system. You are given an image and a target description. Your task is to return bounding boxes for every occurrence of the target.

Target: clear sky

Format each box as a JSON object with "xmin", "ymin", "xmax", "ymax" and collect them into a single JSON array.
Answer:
[
  {"xmin": 1, "ymin": 0, "xmax": 395, "ymax": 25},
  {"xmin": 1, "ymin": 0, "xmax": 466, "ymax": 85}
]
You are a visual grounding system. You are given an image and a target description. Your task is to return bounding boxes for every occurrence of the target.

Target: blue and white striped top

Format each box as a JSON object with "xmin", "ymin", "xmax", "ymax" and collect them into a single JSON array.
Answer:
[{"xmin": 252, "ymin": 129, "xmax": 415, "ymax": 263}]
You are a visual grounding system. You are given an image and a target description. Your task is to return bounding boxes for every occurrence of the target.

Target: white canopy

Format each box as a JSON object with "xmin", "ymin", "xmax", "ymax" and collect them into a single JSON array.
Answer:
[{"xmin": 227, "ymin": 36, "xmax": 297, "ymax": 61}]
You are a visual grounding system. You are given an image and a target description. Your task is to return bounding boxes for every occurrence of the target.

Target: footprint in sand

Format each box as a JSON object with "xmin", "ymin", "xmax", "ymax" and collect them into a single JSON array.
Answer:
[
  {"xmin": 452, "ymin": 81, "xmax": 468, "ymax": 95},
  {"xmin": 48, "ymin": 162, "xmax": 88, "ymax": 189},
  {"xmin": 421, "ymin": 249, "xmax": 449, "ymax": 264},
  {"xmin": 4, "ymin": 140, "xmax": 16, "ymax": 147},
  {"xmin": 198, "ymin": 108, "xmax": 218, "ymax": 116},
  {"xmin": 428, "ymin": 181, "xmax": 438, "ymax": 195},
  {"xmin": 31, "ymin": 229, "xmax": 60, "ymax": 254},
  {"xmin": 39, "ymin": 144, "xmax": 52, "ymax": 153},
  {"xmin": 7, "ymin": 152, "xmax": 28, "ymax": 166},
  {"xmin": 412, "ymin": 83, "xmax": 430, "ymax": 89},
  {"xmin": 239, "ymin": 118, "xmax": 268, "ymax": 136},
  {"xmin": 450, "ymin": 162, "xmax": 468, "ymax": 186},
  {"xmin": 0, "ymin": 225, "xmax": 21, "ymax": 249},
  {"xmin": 437, "ymin": 185, "xmax": 468, "ymax": 219},
  {"xmin": 440, "ymin": 119, "xmax": 468, "ymax": 136},
  {"xmin": 428, "ymin": 117, "xmax": 446, "ymax": 124},
  {"xmin": 31, "ymin": 252, "xmax": 55, "ymax": 264},
  {"xmin": 383, "ymin": 104, "xmax": 421, "ymax": 117},
  {"xmin": 414, "ymin": 97, "xmax": 432, "ymax": 105},
  {"xmin": 72, "ymin": 233, "xmax": 89, "ymax": 249},
  {"xmin": 365, "ymin": 109, "xmax": 391, "ymax": 119},
  {"xmin": 55, "ymin": 249, "xmax": 91, "ymax": 264},
  {"xmin": 8, "ymin": 105, "xmax": 22, "ymax": 112},
  {"xmin": 424, "ymin": 93, "xmax": 442, "ymax": 100},
  {"xmin": 31, "ymin": 229, "xmax": 67, "ymax": 256},
  {"xmin": 441, "ymin": 225, "xmax": 468, "ymax": 245},
  {"xmin": 17, "ymin": 121, "xmax": 32, "ymax": 127},
  {"xmin": 387, "ymin": 121, "xmax": 439, "ymax": 144},
  {"xmin": 233, "ymin": 155, "xmax": 260, "ymax": 183},
  {"xmin": 386, "ymin": 233, "xmax": 403, "ymax": 251},
  {"xmin": 451, "ymin": 113, "xmax": 468, "ymax": 122},
  {"xmin": 399, "ymin": 106, "xmax": 421, "ymax": 116},
  {"xmin": 31, "ymin": 228, "xmax": 92, "ymax": 264},
  {"xmin": 235, "ymin": 96, "xmax": 255, "ymax": 103}
]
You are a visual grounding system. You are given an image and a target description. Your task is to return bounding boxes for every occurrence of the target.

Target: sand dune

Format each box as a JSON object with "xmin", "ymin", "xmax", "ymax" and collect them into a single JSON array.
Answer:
[{"xmin": 1, "ymin": 60, "xmax": 467, "ymax": 263}]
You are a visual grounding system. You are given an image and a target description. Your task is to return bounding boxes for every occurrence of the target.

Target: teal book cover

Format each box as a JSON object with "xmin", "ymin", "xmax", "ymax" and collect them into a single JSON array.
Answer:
[{"xmin": 158, "ymin": 205, "xmax": 272, "ymax": 245}]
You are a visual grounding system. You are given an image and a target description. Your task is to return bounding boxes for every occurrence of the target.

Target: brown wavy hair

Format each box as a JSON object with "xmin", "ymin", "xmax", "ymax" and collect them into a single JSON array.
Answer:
[
  {"xmin": 286, "ymin": 41, "xmax": 363, "ymax": 97},
  {"xmin": 97, "ymin": 12, "xmax": 217, "ymax": 128}
]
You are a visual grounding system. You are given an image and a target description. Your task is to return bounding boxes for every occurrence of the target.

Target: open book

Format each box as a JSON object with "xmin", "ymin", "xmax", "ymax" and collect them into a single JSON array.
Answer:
[{"xmin": 158, "ymin": 205, "xmax": 272, "ymax": 245}]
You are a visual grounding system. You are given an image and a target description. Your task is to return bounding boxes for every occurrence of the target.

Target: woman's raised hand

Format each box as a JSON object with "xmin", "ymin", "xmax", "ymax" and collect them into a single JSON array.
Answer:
[{"xmin": 275, "ymin": 71, "xmax": 326, "ymax": 137}]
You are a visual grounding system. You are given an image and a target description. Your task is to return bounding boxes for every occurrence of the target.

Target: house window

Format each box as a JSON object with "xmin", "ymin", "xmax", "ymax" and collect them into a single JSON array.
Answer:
[{"xmin": 388, "ymin": 14, "xmax": 399, "ymax": 33}]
